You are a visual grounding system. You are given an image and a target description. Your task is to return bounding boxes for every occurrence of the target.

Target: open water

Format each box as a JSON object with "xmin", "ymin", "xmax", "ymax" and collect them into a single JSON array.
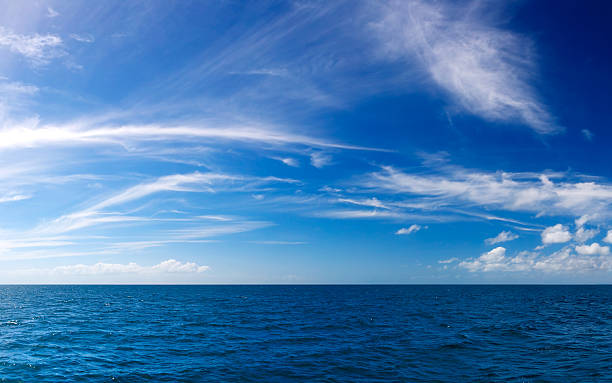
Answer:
[{"xmin": 0, "ymin": 285, "xmax": 610, "ymax": 382}]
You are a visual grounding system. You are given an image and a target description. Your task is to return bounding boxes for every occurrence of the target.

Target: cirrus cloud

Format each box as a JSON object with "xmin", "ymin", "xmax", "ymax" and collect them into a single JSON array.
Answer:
[{"xmin": 373, "ymin": 0, "xmax": 557, "ymax": 133}]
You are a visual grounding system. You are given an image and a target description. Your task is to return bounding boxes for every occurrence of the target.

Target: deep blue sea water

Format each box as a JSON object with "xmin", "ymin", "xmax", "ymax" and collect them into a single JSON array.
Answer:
[{"xmin": 0, "ymin": 285, "xmax": 611, "ymax": 382}]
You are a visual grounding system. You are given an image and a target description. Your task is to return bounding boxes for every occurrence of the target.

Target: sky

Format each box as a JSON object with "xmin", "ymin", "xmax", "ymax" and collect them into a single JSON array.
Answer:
[{"xmin": 0, "ymin": 0, "xmax": 611, "ymax": 283}]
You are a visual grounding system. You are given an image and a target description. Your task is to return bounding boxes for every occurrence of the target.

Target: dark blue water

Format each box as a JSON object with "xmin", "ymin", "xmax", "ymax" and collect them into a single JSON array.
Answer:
[{"xmin": 0, "ymin": 285, "xmax": 611, "ymax": 382}]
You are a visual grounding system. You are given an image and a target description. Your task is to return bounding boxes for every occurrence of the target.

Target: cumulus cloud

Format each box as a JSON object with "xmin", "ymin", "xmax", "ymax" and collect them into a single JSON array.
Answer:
[
  {"xmin": 605, "ymin": 230, "xmax": 612, "ymax": 244},
  {"xmin": 485, "ymin": 230, "xmax": 518, "ymax": 245},
  {"xmin": 541, "ymin": 224, "xmax": 572, "ymax": 245},
  {"xmin": 396, "ymin": 224, "xmax": 422, "ymax": 235},
  {"xmin": 374, "ymin": 0, "xmax": 556, "ymax": 133},
  {"xmin": 50, "ymin": 259, "xmax": 209, "ymax": 275},
  {"xmin": 575, "ymin": 215, "xmax": 590, "ymax": 227},
  {"xmin": 459, "ymin": 246, "xmax": 612, "ymax": 273},
  {"xmin": 575, "ymin": 226, "xmax": 599, "ymax": 243},
  {"xmin": 573, "ymin": 215, "xmax": 600, "ymax": 242},
  {"xmin": 576, "ymin": 243, "xmax": 610, "ymax": 256},
  {"xmin": 459, "ymin": 247, "xmax": 510, "ymax": 272}
]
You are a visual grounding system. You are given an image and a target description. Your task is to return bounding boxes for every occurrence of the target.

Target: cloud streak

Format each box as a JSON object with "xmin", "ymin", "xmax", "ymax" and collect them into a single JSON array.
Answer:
[
  {"xmin": 485, "ymin": 231, "xmax": 518, "ymax": 245},
  {"xmin": 34, "ymin": 171, "xmax": 286, "ymax": 235},
  {"xmin": 0, "ymin": 120, "xmax": 387, "ymax": 152},
  {"xmin": 361, "ymin": 165, "xmax": 612, "ymax": 219},
  {"xmin": 46, "ymin": 259, "xmax": 209, "ymax": 275}
]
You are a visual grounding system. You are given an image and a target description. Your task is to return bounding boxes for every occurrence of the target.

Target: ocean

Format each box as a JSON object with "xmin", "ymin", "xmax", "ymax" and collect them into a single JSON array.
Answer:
[{"xmin": 0, "ymin": 285, "xmax": 609, "ymax": 382}]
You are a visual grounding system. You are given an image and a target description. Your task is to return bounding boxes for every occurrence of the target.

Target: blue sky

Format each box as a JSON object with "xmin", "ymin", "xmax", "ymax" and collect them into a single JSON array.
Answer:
[{"xmin": 0, "ymin": 0, "xmax": 611, "ymax": 283}]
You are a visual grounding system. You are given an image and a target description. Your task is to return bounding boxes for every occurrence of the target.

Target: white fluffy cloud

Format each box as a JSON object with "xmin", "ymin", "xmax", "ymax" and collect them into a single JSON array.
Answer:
[
  {"xmin": 575, "ymin": 227, "xmax": 599, "ymax": 243},
  {"xmin": 396, "ymin": 224, "xmax": 422, "ymax": 235},
  {"xmin": 575, "ymin": 243, "xmax": 610, "ymax": 256},
  {"xmin": 541, "ymin": 224, "xmax": 572, "ymax": 245},
  {"xmin": 574, "ymin": 215, "xmax": 598, "ymax": 242},
  {"xmin": 459, "ymin": 247, "xmax": 511, "ymax": 272},
  {"xmin": 485, "ymin": 231, "xmax": 518, "ymax": 245},
  {"xmin": 604, "ymin": 230, "xmax": 612, "ymax": 244},
  {"xmin": 459, "ymin": 247, "xmax": 612, "ymax": 273}
]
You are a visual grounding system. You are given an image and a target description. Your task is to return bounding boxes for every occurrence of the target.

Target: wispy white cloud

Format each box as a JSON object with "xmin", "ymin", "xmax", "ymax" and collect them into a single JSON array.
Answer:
[
  {"xmin": 170, "ymin": 221, "xmax": 272, "ymax": 240},
  {"xmin": 48, "ymin": 259, "xmax": 209, "ymax": 275},
  {"xmin": 0, "ymin": 237, "xmax": 75, "ymax": 252},
  {"xmin": 38, "ymin": 212, "xmax": 147, "ymax": 235},
  {"xmin": 248, "ymin": 241, "xmax": 307, "ymax": 245},
  {"xmin": 0, "ymin": 194, "xmax": 30, "ymax": 203},
  {"xmin": 33, "ymin": 171, "xmax": 287, "ymax": 235},
  {"xmin": 373, "ymin": 0, "xmax": 557, "ymax": 133},
  {"xmin": 396, "ymin": 224, "xmax": 422, "ymax": 235},
  {"xmin": 582, "ymin": 129, "xmax": 594, "ymax": 141},
  {"xmin": 0, "ymin": 27, "xmax": 63, "ymax": 65},
  {"xmin": 338, "ymin": 197, "xmax": 388, "ymax": 209},
  {"xmin": 310, "ymin": 151, "xmax": 332, "ymax": 168},
  {"xmin": 438, "ymin": 257, "xmax": 458, "ymax": 264},
  {"xmin": 316, "ymin": 209, "xmax": 410, "ymax": 220},
  {"xmin": 0, "ymin": 80, "xmax": 38, "ymax": 95},
  {"xmin": 272, "ymin": 157, "xmax": 299, "ymax": 167},
  {"xmin": 0, "ymin": 120, "xmax": 385, "ymax": 152},
  {"xmin": 485, "ymin": 230, "xmax": 518, "ymax": 245},
  {"xmin": 88, "ymin": 172, "xmax": 239, "ymax": 211},
  {"xmin": 69, "ymin": 34, "xmax": 95, "ymax": 43},
  {"xmin": 46, "ymin": 7, "xmax": 60, "ymax": 18},
  {"xmin": 360, "ymin": 165, "xmax": 612, "ymax": 219}
]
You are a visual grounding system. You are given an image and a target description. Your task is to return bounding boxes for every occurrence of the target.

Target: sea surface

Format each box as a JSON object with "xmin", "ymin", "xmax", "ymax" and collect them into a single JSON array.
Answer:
[{"xmin": 0, "ymin": 285, "xmax": 610, "ymax": 382}]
